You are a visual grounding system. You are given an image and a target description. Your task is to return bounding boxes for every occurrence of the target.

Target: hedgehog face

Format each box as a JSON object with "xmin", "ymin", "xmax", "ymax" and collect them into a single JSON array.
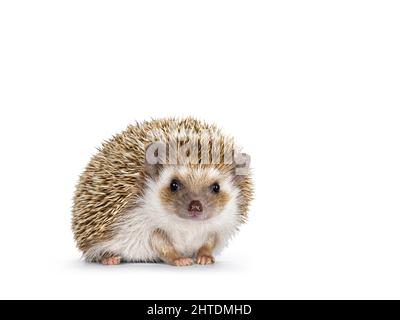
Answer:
[{"xmin": 155, "ymin": 166, "xmax": 237, "ymax": 220}]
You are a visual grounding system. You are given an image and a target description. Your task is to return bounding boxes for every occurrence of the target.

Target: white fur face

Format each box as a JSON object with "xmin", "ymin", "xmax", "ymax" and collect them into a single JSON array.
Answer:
[
  {"xmin": 138, "ymin": 165, "xmax": 242, "ymax": 257},
  {"xmin": 147, "ymin": 166, "xmax": 239, "ymax": 221}
]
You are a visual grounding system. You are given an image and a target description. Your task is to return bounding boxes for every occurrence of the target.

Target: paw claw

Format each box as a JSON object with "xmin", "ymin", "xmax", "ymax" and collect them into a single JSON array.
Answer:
[
  {"xmin": 196, "ymin": 255, "xmax": 215, "ymax": 265},
  {"xmin": 101, "ymin": 256, "xmax": 121, "ymax": 265},
  {"xmin": 173, "ymin": 257, "xmax": 194, "ymax": 266}
]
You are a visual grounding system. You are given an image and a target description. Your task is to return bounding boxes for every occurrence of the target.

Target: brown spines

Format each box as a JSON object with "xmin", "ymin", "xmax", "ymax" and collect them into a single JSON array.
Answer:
[{"xmin": 72, "ymin": 128, "xmax": 147, "ymax": 251}]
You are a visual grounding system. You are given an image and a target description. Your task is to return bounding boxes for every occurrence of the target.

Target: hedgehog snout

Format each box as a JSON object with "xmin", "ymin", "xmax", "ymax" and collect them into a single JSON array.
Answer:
[{"xmin": 188, "ymin": 200, "xmax": 203, "ymax": 213}]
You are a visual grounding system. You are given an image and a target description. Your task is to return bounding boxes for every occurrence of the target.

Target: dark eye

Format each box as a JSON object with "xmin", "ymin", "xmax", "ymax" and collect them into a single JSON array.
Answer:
[
  {"xmin": 211, "ymin": 183, "xmax": 220, "ymax": 193},
  {"xmin": 170, "ymin": 179, "xmax": 180, "ymax": 192}
]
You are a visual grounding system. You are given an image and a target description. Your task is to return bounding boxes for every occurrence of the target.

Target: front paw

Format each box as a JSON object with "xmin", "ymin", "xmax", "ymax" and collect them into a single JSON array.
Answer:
[
  {"xmin": 196, "ymin": 255, "xmax": 215, "ymax": 265},
  {"xmin": 101, "ymin": 256, "xmax": 121, "ymax": 265},
  {"xmin": 172, "ymin": 257, "xmax": 194, "ymax": 267}
]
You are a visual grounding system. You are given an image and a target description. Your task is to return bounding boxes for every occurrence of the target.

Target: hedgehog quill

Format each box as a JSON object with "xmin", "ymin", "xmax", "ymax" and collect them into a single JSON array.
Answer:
[{"xmin": 72, "ymin": 118, "xmax": 253, "ymax": 266}]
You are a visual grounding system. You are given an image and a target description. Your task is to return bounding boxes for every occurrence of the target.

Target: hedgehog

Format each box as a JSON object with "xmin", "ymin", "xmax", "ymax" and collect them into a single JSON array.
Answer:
[{"xmin": 72, "ymin": 118, "xmax": 253, "ymax": 266}]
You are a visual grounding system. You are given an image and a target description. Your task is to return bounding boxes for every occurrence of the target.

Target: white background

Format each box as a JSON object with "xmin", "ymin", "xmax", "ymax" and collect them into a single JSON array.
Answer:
[{"xmin": 0, "ymin": 1, "xmax": 399, "ymax": 299}]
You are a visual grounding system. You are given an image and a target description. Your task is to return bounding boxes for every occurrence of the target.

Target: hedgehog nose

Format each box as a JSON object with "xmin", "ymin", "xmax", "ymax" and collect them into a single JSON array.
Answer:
[{"xmin": 188, "ymin": 200, "xmax": 203, "ymax": 212}]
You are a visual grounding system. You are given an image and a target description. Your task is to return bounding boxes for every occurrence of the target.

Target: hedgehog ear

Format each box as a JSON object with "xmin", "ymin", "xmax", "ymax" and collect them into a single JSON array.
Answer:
[
  {"xmin": 232, "ymin": 152, "xmax": 251, "ymax": 182},
  {"xmin": 145, "ymin": 162, "xmax": 164, "ymax": 179},
  {"xmin": 145, "ymin": 142, "xmax": 166, "ymax": 179}
]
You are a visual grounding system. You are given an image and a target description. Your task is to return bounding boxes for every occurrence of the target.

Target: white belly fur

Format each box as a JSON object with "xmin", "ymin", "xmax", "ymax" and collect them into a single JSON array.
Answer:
[{"xmin": 85, "ymin": 197, "xmax": 241, "ymax": 262}]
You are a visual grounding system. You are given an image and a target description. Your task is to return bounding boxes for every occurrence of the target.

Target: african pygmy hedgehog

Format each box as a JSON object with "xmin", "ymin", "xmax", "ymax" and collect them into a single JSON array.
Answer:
[{"xmin": 72, "ymin": 118, "xmax": 253, "ymax": 266}]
